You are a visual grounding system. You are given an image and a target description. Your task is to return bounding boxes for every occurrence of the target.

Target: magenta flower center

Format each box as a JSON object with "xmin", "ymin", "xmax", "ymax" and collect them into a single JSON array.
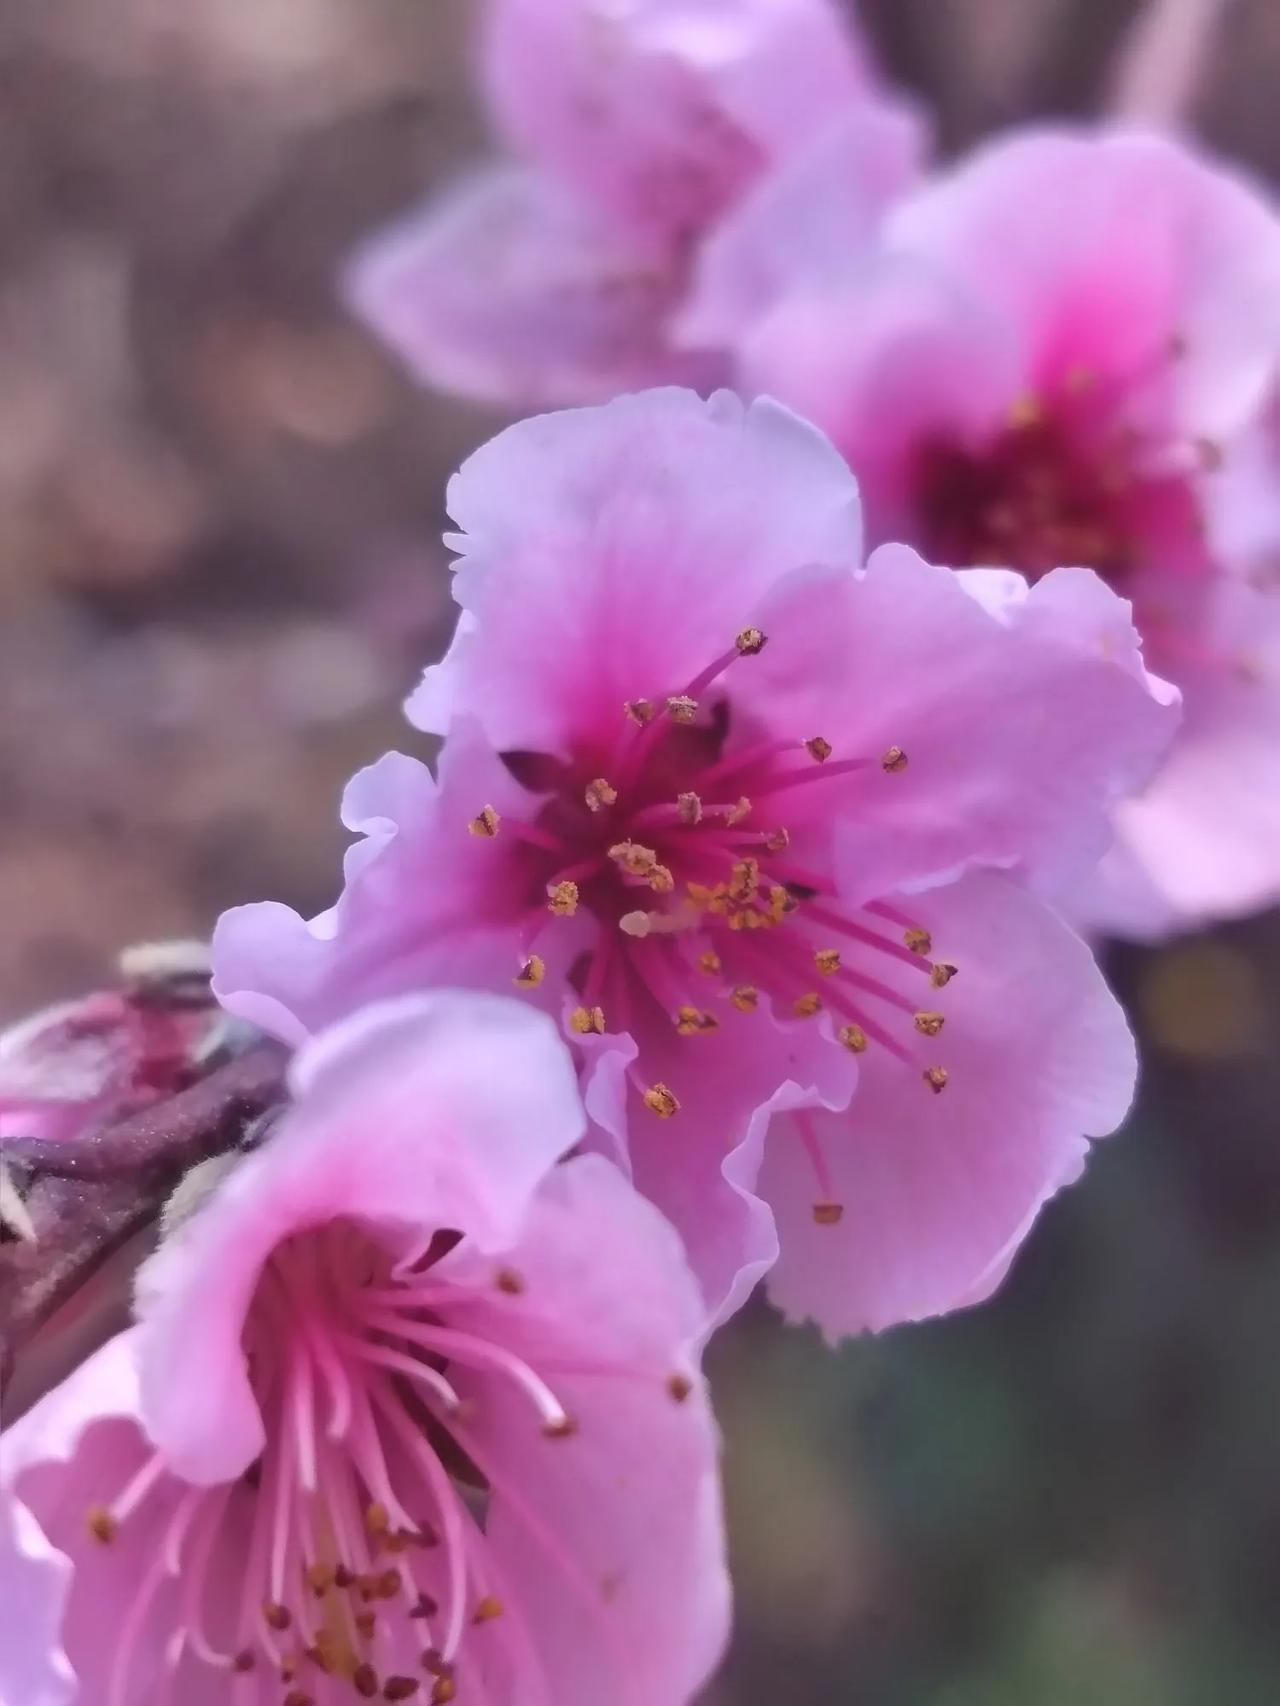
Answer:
[
  {"xmin": 474, "ymin": 631, "xmax": 955, "ymax": 1204},
  {"xmin": 81, "ymin": 1220, "xmax": 636, "ymax": 1704},
  {"xmin": 910, "ymin": 380, "xmax": 1211, "ymax": 589}
]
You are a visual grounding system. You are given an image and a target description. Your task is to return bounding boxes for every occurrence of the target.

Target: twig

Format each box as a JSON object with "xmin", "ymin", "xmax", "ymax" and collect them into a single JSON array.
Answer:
[
  {"xmin": 1109, "ymin": 0, "xmax": 1233, "ymax": 124},
  {"xmin": 0, "ymin": 1043, "xmax": 286, "ymax": 1386}
]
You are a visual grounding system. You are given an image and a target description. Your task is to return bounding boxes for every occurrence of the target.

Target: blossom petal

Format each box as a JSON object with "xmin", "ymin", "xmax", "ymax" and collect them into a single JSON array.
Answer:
[
  {"xmin": 438, "ymin": 1153, "xmax": 730, "ymax": 1705},
  {"xmin": 579, "ymin": 983, "xmax": 857, "ymax": 1326},
  {"xmin": 745, "ymin": 549, "xmax": 1178, "ymax": 900},
  {"xmin": 2, "ymin": 1333, "xmax": 262, "ymax": 1706},
  {"xmin": 732, "ymin": 254, "xmax": 1023, "ymax": 543},
  {"xmin": 1085, "ymin": 576, "xmax": 1280, "ymax": 932},
  {"xmin": 759, "ymin": 872, "xmax": 1135, "ymax": 1336},
  {"xmin": 2, "ymin": 1334, "xmax": 146, "ymax": 1706},
  {"xmin": 346, "ymin": 167, "xmax": 715, "ymax": 408},
  {"xmin": 886, "ymin": 127, "xmax": 1280, "ymax": 437},
  {"xmin": 212, "ymin": 726, "xmax": 540, "ymax": 1044},
  {"xmin": 679, "ymin": 101, "xmax": 927, "ymax": 350},
  {"xmin": 135, "ymin": 993, "xmax": 586, "ymax": 1484},
  {"xmin": 409, "ymin": 387, "xmax": 863, "ymax": 751},
  {"xmin": 482, "ymin": 0, "xmax": 872, "ymax": 241}
]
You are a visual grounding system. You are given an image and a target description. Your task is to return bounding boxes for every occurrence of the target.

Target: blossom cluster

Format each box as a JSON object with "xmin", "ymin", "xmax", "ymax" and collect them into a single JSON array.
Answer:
[{"xmin": 4, "ymin": 2, "xmax": 1280, "ymax": 1703}]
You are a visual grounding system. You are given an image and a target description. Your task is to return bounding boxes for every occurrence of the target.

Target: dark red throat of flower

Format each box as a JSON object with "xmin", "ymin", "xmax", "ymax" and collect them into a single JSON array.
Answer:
[{"xmin": 910, "ymin": 390, "xmax": 1209, "ymax": 588}]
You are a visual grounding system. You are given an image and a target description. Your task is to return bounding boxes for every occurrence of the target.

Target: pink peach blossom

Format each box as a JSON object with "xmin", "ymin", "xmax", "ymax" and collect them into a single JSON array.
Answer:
[
  {"xmin": 216, "ymin": 389, "xmax": 1178, "ymax": 1336},
  {"xmin": 701, "ymin": 128, "xmax": 1280, "ymax": 935},
  {"xmin": 346, "ymin": 0, "xmax": 922, "ymax": 407},
  {"xmin": 0, "ymin": 992, "xmax": 728, "ymax": 1706}
]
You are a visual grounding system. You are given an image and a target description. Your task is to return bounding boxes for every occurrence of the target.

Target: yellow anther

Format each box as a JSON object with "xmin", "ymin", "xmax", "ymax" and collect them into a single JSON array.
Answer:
[
  {"xmin": 730, "ymin": 985, "xmax": 759, "ymax": 1013},
  {"xmin": 643, "ymin": 1083, "xmax": 681, "ymax": 1118},
  {"xmin": 365, "ymin": 1502, "xmax": 391, "ymax": 1536},
  {"xmin": 569, "ymin": 1005, "xmax": 606, "ymax": 1035},
  {"xmin": 609, "ymin": 840, "xmax": 658, "ymax": 875},
  {"xmin": 667, "ymin": 1372, "xmax": 695, "ymax": 1402},
  {"xmin": 725, "ymin": 796, "xmax": 752, "ymax": 826},
  {"xmin": 767, "ymin": 884, "xmax": 795, "ymax": 920},
  {"xmin": 805, "ymin": 736, "xmax": 833, "ymax": 763},
  {"xmin": 914, "ymin": 1011, "xmax": 946, "ymax": 1037},
  {"xmin": 735, "ymin": 627, "xmax": 767, "ymax": 656},
  {"xmin": 677, "ymin": 791, "xmax": 703, "ymax": 825},
  {"xmin": 432, "ymin": 1677, "xmax": 459, "ymax": 1704},
  {"xmin": 263, "ymin": 1600, "xmax": 292, "ymax": 1631},
  {"xmin": 625, "ymin": 698, "xmax": 656, "ymax": 724},
  {"xmin": 495, "ymin": 1266, "xmax": 524, "ymax": 1294},
  {"xmin": 1008, "ymin": 394, "xmax": 1043, "ymax": 429},
  {"xmin": 473, "ymin": 1596, "xmax": 504, "ymax": 1624},
  {"xmin": 793, "ymin": 992, "xmax": 823, "ymax": 1018},
  {"xmin": 838, "ymin": 1024, "xmax": 868, "ymax": 1054},
  {"xmin": 812, "ymin": 1202, "xmax": 844, "ymax": 1226},
  {"xmin": 647, "ymin": 863, "xmax": 675, "ymax": 894},
  {"xmin": 468, "ymin": 805, "xmax": 501, "ymax": 838},
  {"xmin": 547, "ymin": 881, "xmax": 579, "ymax": 917},
  {"xmin": 904, "ymin": 926, "xmax": 932, "ymax": 956},
  {"xmin": 698, "ymin": 949, "xmax": 722, "ymax": 976},
  {"xmin": 814, "ymin": 948, "xmax": 841, "ymax": 976},
  {"xmin": 728, "ymin": 858, "xmax": 760, "ymax": 905},
  {"xmin": 923, "ymin": 1065, "xmax": 949, "ymax": 1094},
  {"xmin": 930, "ymin": 962, "xmax": 958, "ymax": 989},
  {"xmin": 881, "ymin": 745, "xmax": 908, "ymax": 773},
  {"xmin": 584, "ymin": 777, "xmax": 618, "ymax": 813},
  {"xmin": 384, "ymin": 1679, "xmax": 421, "ymax": 1702},
  {"xmin": 676, "ymin": 1005, "xmax": 719, "ymax": 1037},
  {"xmin": 307, "ymin": 1563, "xmax": 335, "ymax": 1596},
  {"xmin": 513, "ymin": 955, "xmax": 545, "ymax": 989},
  {"xmin": 1196, "ymin": 436, "xmax": 1224, "ymax": 473},
  {"xmin": 86, "ymin": 1507, "xmax": 117, "ymax": 1545},
  {"xmin": 667, "ymin": 694, "xmax": 698, "ymax": 723},
  {"xmin": 763, "ymin": 826, "xmax": 790, "ymax": 853}
]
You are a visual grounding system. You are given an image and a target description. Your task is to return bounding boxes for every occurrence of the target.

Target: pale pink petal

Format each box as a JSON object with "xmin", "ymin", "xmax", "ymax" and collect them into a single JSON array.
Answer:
[
  {"xmin": 760, "ymin": 872, "xmax": 1135, "ymax": 1336},
  {"xmin": 1, "ymin": 1334, "xmax": 140, "ymax": 1706},
  {"xmin": 745, "ymin": 550, "xmax": 1178, "ymax": 901},
  {"xmin": 3, "ymin": 1334, "xmax": 263, "ymax": 1705},
  {"xmin": 211, "ymin": 727, "xmax": 541, "ymax": 1044},
  {"xmin": 135, "ymin": 993, "xmax": 585, "ymax": 1483},
  {"xmin": 0, "ymin": 1492, "xmax": 76, "ymax": 1706},
  {"xmin": 579, "ymin": 979, "xmax": 857, "ymax": 1326},
  {"xmin": 482, "ymin": 0, "xmax": 871, "ymax": 243},
  {"xmin": 680, "ymin": 102, "xmax": 928, "ymax": 349},
  {"xmin": 733, "ymin": 256, "xmax": 1021, "ymax": 543},
  {"xmin": 408, "ymin": 387, "xmax": 863, "ymax": 750},
  {"xmin": 346, "ymin": 167, "xmax": 717, "ymax": 407},
  {"xmin": 886, "ymin": 127, "xmax": 1280, "ymax": 438},
  {"xmin": 436, "ymin": 1153, "xmax": 729, "ymax": 1705},
  {"xmin": 1086, "ymin": 575, "xmax": 1280, "ymax": 932}
]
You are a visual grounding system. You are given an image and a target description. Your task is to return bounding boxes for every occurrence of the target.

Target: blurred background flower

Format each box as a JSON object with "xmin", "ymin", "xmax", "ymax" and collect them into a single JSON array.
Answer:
[{"xmin": 3, "ymin": 1, "xmax": 1280, "ymax": 1699}]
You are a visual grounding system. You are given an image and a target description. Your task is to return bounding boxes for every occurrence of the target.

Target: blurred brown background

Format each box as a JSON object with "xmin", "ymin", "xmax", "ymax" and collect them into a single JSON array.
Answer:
[{"xmin": 3, "ymin": 1, "xmax": 1280, "ymax": 1700}]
